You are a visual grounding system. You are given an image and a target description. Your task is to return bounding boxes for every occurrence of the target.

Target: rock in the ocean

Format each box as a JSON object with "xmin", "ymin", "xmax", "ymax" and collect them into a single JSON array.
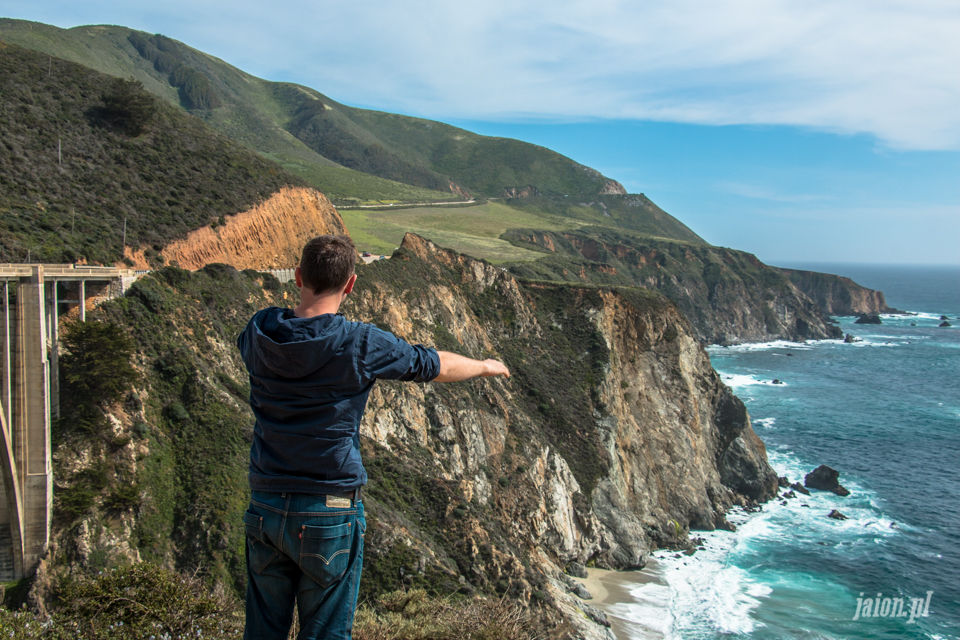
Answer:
[
  {"xmin": 805, "ymin": 465, "xmax": 851, "ymax": 496},
  {"xmin": 783, "ymin": 490, "xmax": 797, "ymax": 499},
  {"xmin": 827, "ymin": 509, "xmax": 848, "ymax": 520},
  {"xmin": 778, "ymin": 476, "xmax": 790, "ymax": 488},
  {"xmin": 566, "ymin": 562, "xmax": 588, "ymax": 579},
  {"xmin": 941, "ymin": 315, "xmax": 949, "ymax": 320},
  {"xmin": 790, "ymin": 482, "xmax": 811, "ymax": 496},
  {"xmin": 855, "ymin": 313, "xmax": 882, "ymax": 325},
  {"xmin": 772, "ymin": 379, "xmax": 784, "ymax": 385},
  {"xmin": 843, "ymin": 333, "xmax": 861, "ymax": 343},
  {"xmin": 940, "ymin": 321, "xmax": 952, "ymax": 327}
]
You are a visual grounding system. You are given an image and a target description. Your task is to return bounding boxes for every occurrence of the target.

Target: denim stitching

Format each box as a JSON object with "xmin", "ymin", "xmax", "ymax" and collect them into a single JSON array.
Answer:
[{"xmin": 301, "ymin": 549, "xmax": 350, "ymax": 565}]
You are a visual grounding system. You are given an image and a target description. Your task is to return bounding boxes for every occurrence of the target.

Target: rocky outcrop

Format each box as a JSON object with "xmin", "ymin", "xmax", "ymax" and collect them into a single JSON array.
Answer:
[
  {"xmin": 124, "ymin": 186, "xmax": 347, "ymax": 270},
  {"xmin": 505, "ymin": 229, "xmax": 843, "ymax": 344},
  {"xmin": 780, "ymin": 268, "xmax": 894, "ymax": 316},
  {"xmin": 805, "ymin": 465, "xmax": 851, "ymax": 496},
  {"xmin": 598, "ymin": 180, "xmax": 627, "ymax": 195},
  {"xmin": 855, "ymin": 313, "xmax": 882, "ymax": 325},
  {"xmin": 502, "ymin": 186, "xmax": 540, "ymax": 198}
]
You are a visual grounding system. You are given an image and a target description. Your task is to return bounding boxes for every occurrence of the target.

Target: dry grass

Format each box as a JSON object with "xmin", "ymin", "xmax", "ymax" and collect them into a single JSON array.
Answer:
[{"xmin": 353, "ymin": 589, "xmax": 538, "ymax": 640}]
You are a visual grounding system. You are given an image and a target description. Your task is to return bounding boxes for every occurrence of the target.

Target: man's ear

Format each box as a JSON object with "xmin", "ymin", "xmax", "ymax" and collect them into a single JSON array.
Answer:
[
  {"xmin": 295, "ymin": 267, "xmax": 303, "ymax": 288},
  {"xmin": 343, "ymin": 274, "xmax": 357, "ymax": 295}
]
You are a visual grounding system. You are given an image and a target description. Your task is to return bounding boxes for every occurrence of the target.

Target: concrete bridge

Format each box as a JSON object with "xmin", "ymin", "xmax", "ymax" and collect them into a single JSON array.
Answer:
[{"xmin": 0, "ymin": 264, "xmax": 135, "ymax": 581}]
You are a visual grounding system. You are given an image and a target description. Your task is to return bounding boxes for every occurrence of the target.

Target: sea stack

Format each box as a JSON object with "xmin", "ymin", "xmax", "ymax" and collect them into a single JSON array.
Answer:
[
  {"xmin": 805, "ymin": 465, "xmax": 851, "ymax": 496},
  {"xmin": 855, "ymin": 313, "xmax": 882, "ymax": 325}
]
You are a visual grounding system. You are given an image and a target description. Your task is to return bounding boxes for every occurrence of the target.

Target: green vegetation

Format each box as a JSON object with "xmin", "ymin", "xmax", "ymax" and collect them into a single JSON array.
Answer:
[
  {"xmin": 57, "ymin": 319, "xmax": 138, "ymax": 437},
  {"xmin": 128, "ymin": 33, "xmax": 222, "ymax": 110},
  {"xmin": 339, "ymin": 191, "xmax": 704, "ymax": 264},
  {"xmin": 48, "ymin": 266, "xmax": 290, "ymax": 593},
  {"xmin": 340, "ymin": 201, "xmax": 578, "ymax": 262},
  {"xmin": 354, "ymin": 589, "xmax": 535, "ymax": 640},
  {"xmin": 0, "ymin": 42, "xmax": 303, "ymax": 264},
  {"xmin": 0, "ymin": 572, "xmax": 533, "ymax": 640},
  {"xmin": 0, "ymin": 564, "xmax": 242, "ymax": 639},
  {"xmin": 261, "ymin": 152, "xmax": 459, "ymax": 206},
  {"xmin": 97, "ymin": 77, "xmax": 157, "ymax": 136},
  {"xmin": 501, "ymin": 194, "xmax": 704, "ymax": 244},
  {"xmin": 0, "ymin": 19, "xmax": 624, "ymax": 204}
]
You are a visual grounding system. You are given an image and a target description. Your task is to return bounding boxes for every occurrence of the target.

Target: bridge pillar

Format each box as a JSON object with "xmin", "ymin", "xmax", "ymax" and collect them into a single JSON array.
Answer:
[
  {"xmin": 1, "ymin": 281, "xmax": 11, "ymax": 433},
  {"xmin": 13, "ymin": 268, "xmax": 52, "ymax": 574}
]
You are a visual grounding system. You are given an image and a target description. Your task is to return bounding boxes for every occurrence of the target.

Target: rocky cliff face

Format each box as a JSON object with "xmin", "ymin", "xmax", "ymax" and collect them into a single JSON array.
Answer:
[
  {"xmin": 124, "ymin": 187, "xmax": 346, "ymax": 270},
  {"xmin": 780, "ymin": 268, "xmax": 895, "ymax": 315},
  {"xmin": 44, "ymin": 234, "xmax": 778, "ymax": 638},
  {"xmin": 505, "ymin": 229, "xmax": 845, "ymax": 345},
  {"xmin": 342, "ymin": 234, "xmax": 777, "ymax": 630}
]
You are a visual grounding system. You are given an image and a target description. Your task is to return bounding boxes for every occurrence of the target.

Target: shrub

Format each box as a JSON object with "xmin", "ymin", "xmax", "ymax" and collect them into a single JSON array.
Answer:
[
  {"xmin": 98, "ymin": 78, "xmax": 156, "ymax": 136},
  {"xmin": 59, "ymin": 321, "xmax": 137, "ymax": 410},
  {"xmin": 0, "ymin": 564, "xmax": 243, "ymax": 639},
  {"xmin": 104, "ymin": 483, "xmax": 141, "ymax": 512},
  {"xmin": 354, "ymin": 589, "xmax": 535, "ymax": 640}
]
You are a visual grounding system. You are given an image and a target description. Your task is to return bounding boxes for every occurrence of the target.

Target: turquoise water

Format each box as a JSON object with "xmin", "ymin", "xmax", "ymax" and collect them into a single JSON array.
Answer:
[{"xmin": 646, "ymin": 265, "xmax": 960, "ymax": 639}]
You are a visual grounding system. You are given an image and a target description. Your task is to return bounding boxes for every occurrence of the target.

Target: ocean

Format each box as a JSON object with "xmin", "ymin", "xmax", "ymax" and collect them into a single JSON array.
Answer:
[{"xmin": 621, "ymin": 264, "xmax": 960, "ymax": 640}]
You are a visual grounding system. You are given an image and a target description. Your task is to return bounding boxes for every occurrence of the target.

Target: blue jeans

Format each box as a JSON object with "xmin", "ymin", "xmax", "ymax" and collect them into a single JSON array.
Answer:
[{"xmin": 243, "ymin": 491, "xmax": 365, "ymax": 640}]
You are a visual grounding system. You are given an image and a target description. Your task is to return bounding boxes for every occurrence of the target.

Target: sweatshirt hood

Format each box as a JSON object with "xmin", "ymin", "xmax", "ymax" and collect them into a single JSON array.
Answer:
[{"xmin": 240, "ymin": 307, "xmax": 349, "ymax": 379}]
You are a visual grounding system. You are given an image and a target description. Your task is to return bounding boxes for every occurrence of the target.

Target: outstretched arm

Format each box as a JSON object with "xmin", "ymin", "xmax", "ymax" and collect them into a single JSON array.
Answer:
[{"xmin": 434, "ymin": 351, "xmax": 510, "ymax": 383}]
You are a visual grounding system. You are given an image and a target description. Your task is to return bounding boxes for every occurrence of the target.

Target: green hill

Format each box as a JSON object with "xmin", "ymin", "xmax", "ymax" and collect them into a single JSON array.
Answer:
[
  {"xmin": 0, "ymin": 41, "xmax": 303, "ymax": 265},
  {"xmin": 0, "ymin": 18, "xmax": 621, "ymax": 202}
]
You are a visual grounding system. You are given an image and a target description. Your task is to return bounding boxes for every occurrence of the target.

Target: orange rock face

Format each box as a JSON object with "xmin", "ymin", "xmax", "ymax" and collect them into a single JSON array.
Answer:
[{"xmin": 124, "ymin": 187, "xmax": 347, "ymax": 271}]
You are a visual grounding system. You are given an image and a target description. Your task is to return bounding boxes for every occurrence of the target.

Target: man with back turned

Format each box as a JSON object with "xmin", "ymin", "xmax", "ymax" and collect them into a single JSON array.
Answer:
[{"xmin": 237, "ymin": 235, "xmax": 509, "ymax": 639}]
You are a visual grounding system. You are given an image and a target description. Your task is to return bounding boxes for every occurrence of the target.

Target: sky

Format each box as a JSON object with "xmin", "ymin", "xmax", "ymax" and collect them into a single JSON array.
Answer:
[{"xmin": 2, "ymin": 0, "xmax": 958, "ymax": 265}]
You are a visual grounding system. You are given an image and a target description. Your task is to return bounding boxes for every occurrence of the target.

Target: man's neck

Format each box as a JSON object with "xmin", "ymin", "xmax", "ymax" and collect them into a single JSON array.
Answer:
[{"xmin": 293, "ymin": 296, "xmax": 342, "ymax": 318}]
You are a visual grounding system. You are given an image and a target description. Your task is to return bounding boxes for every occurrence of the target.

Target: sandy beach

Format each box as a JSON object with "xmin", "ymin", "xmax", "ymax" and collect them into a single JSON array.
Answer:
[{"xmin": 570, "ymin": 561, "xmax": 672, "ymax": 640}]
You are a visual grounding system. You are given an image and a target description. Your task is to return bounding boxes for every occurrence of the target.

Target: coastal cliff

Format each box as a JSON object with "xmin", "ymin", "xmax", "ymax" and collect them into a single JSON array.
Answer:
[
  {"xmin": 124, "ymin": 186, "xmax": 346, "ymax": 270},
  {"xmin": 505, "ymin": 229, "xmax": 844, "ymax": 345},
  {"xmin": 780, "ymin": 268, "xmax": 895, "ymax": 315},
  {"xmin": 344, "ymin": 234, "xmax": 777, "ymax": 634},
  {"xmin": 43, "ymin": 234, "xmax": 778, "ymax": 638}
]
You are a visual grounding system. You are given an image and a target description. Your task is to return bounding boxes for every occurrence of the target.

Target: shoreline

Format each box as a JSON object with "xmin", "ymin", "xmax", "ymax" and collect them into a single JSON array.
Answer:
[{"xmin": 571, "ymin": 561, "xmax": 672, "ymax": 640}]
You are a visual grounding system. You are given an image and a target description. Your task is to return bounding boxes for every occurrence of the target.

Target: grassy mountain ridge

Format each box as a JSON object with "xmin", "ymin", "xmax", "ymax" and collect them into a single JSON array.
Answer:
[
  {"xmin": 0, "ymin": 18, "xmax": 624, "ymax": 203},
  {"xmin": 0, "ymin": 40, "xmax": 304, "ymax": 264}
]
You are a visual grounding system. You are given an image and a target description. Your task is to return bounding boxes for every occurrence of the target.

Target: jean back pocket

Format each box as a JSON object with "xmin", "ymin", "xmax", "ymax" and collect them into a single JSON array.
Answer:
[
  {"xmin": 243, "ymin": 510, "xmax": 278, "ymax": 574},
  {"xmin": 299, "ymin": 521, "xmax": 354, "ymax": 588}
]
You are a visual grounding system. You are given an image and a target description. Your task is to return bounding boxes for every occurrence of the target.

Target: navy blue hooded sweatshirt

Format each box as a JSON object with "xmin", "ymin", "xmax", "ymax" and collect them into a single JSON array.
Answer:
[{"xmin": 237, "ymin": 307, "xmax": 440, "ymax": 494}]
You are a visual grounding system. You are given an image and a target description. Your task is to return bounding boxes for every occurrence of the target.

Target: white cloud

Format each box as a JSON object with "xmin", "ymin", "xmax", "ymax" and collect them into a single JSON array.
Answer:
[{"xmin": 9, "ymin": 0, "xmax": 960, "ymax": 149}]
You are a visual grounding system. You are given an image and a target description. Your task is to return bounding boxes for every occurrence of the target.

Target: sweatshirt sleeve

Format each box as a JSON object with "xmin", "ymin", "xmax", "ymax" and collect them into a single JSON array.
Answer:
[{"xmin": 361, "ymin": 325, "xmax": 441, "ymax": 383}]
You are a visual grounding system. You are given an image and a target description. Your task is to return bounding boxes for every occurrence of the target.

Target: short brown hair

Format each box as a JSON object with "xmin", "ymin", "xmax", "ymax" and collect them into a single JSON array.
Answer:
[{"xmin": 299, "ymin": 235, "xmax": 357, "ymax": 295}]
